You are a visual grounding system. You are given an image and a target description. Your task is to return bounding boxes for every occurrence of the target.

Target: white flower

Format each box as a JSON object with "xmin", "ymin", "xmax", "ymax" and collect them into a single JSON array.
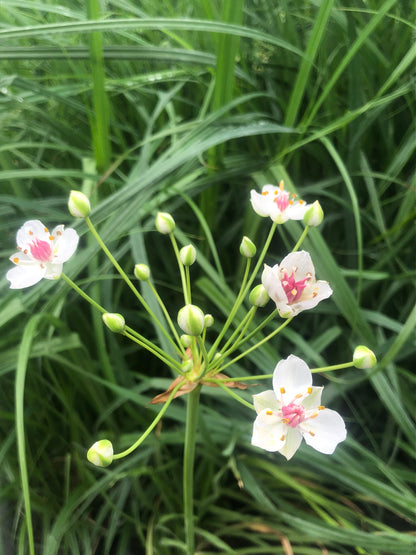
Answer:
[
  {"xmin": 6, "ymin": 220, "xmax": 79, "ymax": 289},
  {"xmin": 262, "ymin": 250, "xmax": 332, "ymax": 317},
  {"xmin": 250, "ymin": 181, "xmax": 311, "ymax": 224},
  {"xmin": 252, "ymin": 355, "xmax": 346, "ymax": 460}
]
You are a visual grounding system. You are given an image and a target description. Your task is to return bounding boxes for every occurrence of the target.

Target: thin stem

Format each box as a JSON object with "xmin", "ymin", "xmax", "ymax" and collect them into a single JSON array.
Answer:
[
  {"xmin": 123, "ymin": 329, "xmax": 183, "ymax": 373},
  {"xmin": 169, "ymin": 232, "xmax": 189, "ymax": 305},
  {"xmin": 85, "ymin": 216, "xmax": 182, "ymax": 355},
  {"xmin": 183, "ymin": 385, "xmax": 201, "ymax": 555},
  {"xmin": 204, "ymin": 378, "xmax": 255, "ymax": 410},
  {"xmin": 113, "ymin": 379, "xmax": 185, "ymax": 460},
  {"xmin": 311, "ymin": 361, "xmax": 355, "ymax": 373},
  {"xmin": 219, "ymin": 317, "xmax": 293, "ymax": 373},
  {"xmin": 61, "ymin": 273, "xmax": 106, "ymax": 313},
  {"xmin": 292, "ymin": 224, "xmax": 310, "ymax": 252}
]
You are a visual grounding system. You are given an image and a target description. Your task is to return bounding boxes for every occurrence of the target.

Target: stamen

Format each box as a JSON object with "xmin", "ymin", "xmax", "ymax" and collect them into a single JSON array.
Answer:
[
  {"xmin": 309, "ymin": 431, "xmax": 315, "ymax": 436},
  {"xmin": 49, "ymin": 236, "xmax": 54, "ymax": 241},
  {"xmin": 282, "ymin": 418, "xmax": 289, "ymax": 424},
  {"xmin": 13, "ymin": 257, "xmax": 19, "ymax": 263},
  {"xmin": 279, "ymin": 180, "xmax": 284, "ymax": 191},
  {"xmin": 29, "ymin": 231, "xmax": 33, "ymax": 235},
  {"xmin": 23, "ymin": 249, "xmax": 28, "ymax": 254},
  {"xmin": 299, "ymin": 200, "xmax": 304, "ymax": 204},
  {"xmin": 280, "ymin": 434, "xmax": 285, "ymax": 441},
  {"xmin": 318, "ymin": 405, "xmax": 325, "ymax": 410},
  {"xmin": 266, "ymin": 410, "xmax": 273, "ymax": 415},
  {"xmin": 307, "ymin": 387, "xmax": 312, "ymax": 394},
  {"xmin": 280, "ymin": 387, "xmax": 286, "ymax": 394},
  {"xmin": 44, "ymin": 227, "xmax": 48, "ymax": 232},
  {"xmin": 57, "ymin": 230, "xmax": 62, "ymax": 236},
  {"xmin": 295, "ymin": 393, "xmax": 303, "ymax": 399}
]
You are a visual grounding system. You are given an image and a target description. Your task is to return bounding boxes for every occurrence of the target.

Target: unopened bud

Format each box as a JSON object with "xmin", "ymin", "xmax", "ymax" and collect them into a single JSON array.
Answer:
[
  {"xmin": 249, "ymin": 284, "xmax": 269, "ymax": 307},
  {"xmin": 204, "ymin": 314, "xmax": 214, "ymax": 328},
  {"xmin": 353, "ymin": 346, "xmax": 377, "ymax": 369},
  {"xmin": 180, "ymin": 244, "xmax": 196, "ymax": 266},
  {"xmin": 134, "ymin": 263, "xmax": 150, "ymax": 281},
  {"xmin": 102, "ymin": 312, "xmax": 125, "ymax": 333},
  {"xmin": 177, "ymin": 304, "xmax": 205, "ymax": 336},
  {"xmin": 87, "ymin": 439, "xmax": 113, "ymax": 467},
  {"xmin": 240, "ymin": 236, "xmax": 257, "ymax": 258},
  {"xmin": 303, "ymin": 200, "xmax": 324, "ymax": 227},
  {"xmin": 155, "ymin": 212, "xmax": 175, "ymax": 234},
  {"xmin": 180, "ymin": 334, "xmax": 193, "ymax": 348},
  {"xmin": 68, "ymin": 190, "xmax": 91, "ymax": 218}
]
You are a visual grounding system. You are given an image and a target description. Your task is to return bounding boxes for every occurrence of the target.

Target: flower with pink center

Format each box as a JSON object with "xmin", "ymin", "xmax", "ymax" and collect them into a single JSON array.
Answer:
[
  {"xmin": 6, "ymin": 220, "xmax": 79, "ymax": 289},
  {"xmin": 251, "ymin": 355, "xmax": 346, "ymax": 460},
  {"xmin": 250, "ymin": 181, "xmax": 311, "ymax": 224},
  {"xmin": 262, "ymin": 250, "xmax": 332, "ymax": 318}
]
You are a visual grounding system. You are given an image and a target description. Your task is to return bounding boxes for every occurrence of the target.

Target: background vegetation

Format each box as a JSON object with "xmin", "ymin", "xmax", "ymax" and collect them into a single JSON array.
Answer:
[{"xmin": 0, "ymin": 0, "xmax": 415, "ymax": 553}]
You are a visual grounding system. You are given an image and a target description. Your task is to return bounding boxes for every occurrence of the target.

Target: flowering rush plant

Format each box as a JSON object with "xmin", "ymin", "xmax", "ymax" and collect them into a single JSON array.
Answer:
[{"xmin": 8, "ymin": 182, "xmax": 376, "ymax": 554}]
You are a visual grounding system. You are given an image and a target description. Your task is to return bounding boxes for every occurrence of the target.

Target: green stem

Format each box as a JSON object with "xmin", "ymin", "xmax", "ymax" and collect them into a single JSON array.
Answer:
[
  {"xmin": 205, "ymin": 378, "xmax": 255, "ymax": 410},
  {"xmin": 169, "ymin": 232, "xmax": 189, "ymax": 305},
  {"xmin": 183, "ymin": 385, "xmax": 201, "ymax": 555},
  {"xmin": 311, "ymin": 361, "xmax": 355, "ymax": 373},
  {"xmin": 123, "ymin": 329, "xmax": 183, "ymax": 373},
  {"xmin": 61, "ymin": 273, "xmax": 106, "ymax": 313},
  {"xmin": 292, "ymin": 225, "xmax": 310, "ymax": 252},
  {"xmin": 85, "ymin": 216, "xmax": 182, "ymax": 355},
  {"xmin": 113, "ymin": 379, "xmax": 184, "ymax": 460}
]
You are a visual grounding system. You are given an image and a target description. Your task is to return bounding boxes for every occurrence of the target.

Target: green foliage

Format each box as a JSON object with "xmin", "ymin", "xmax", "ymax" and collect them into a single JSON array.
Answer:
[{"xmin": 0, "ymin": 0, "xmax": 414, "ymax": 553}]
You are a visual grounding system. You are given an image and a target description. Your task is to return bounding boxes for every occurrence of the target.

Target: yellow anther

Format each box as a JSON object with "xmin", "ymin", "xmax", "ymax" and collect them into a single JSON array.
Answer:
[
  {"xmin": 295, "ymin": 393, "xmax": 303, "ymax": 399},
  {"xmin": 13, "ymin": 257, "xmax": 19, "ymax": 263},
  {"xmin": 29, "ymin": 231, "xmax": 33, "ymax": 235},
  {"xmin": 280, "ymin": 387, "xmax": 286, "ymax": 394},
  {"xmin": 290, "ymin": 288, "xmax": 297, "ymax": 296},
  {"xmin": 309, "ymin": 431, "xmax": 315, "ymax": 436},
  {"xmin": 49, "ymin": 236, "xmax": 54, "ymax": 241},
  {"xmin": 289, "ymin": 200, "xmax": 293, "ymax": 205},
  {"xmin": 280, "ymin": 434, "xmax": 285, "ymax": 441},
  {"xmin": 307, "ymin": 387, "xmax": 312, "ymax": 394},
  {"xmin": 262, "ymin": 191, "xmax": 269, "ymax": 196},
  {"xmin": 279, "ymin": 180, "xmax": 284, "ymax": 190},
  {"xmin": 299, "ymin": 200, "xmax": 304, "ymax": 204},
  {"xmin": 44, "ymin": 227, "xmax": 48, "ymax": 233},
  {"xmin": 318, "ymin": 405, "xmax": 325, "ymax": 410},
  {"xmin": 57, "ymin": 230, "xmax": 62, "ymax": 236},
  {"xmin": 266, "ymin": 410, "xmax": 273, "ymax": 416}
]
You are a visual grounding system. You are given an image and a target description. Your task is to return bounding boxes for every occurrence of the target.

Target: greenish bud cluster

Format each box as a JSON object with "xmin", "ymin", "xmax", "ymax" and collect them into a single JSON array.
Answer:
[
  {"xmin": 353, "ymin": 346, "xmax": 377, "ymax": 369},
  {"xmin": 180, "ymin": 244, "xmax": 196, "ymax": 266},
  {"xmin": 240, "ymin": 236, "xmax": 257, "ymax": 258},
  {"xmin": 204, "ymin": 314, "xmax": 214, "ymax": 328},
  {"xmin": 155, "ymin": 212, "xmax": 175, "ymax": 234},
  {"xmin": 177, "ymin": 304, "xmax": 205, "ymax": 336},
  {"xmin": 87, "ymin": 439, "xmax": 114, "ymax": 467},
  {"xmin": 102, "ymin": 312, "xmax": 125, "ymax": 333},
  {"xmin": 68, "ymin": 190, "xmax": 91, "ymax": 218},
  {"xmin": 303, "ymin": 200, "xmax": 324, "ymax": 227},
  {"xmin": 134, "ymin": 263, "xmax": 150, "ymax": 281},
  {"xmin": 180, "ymin": 334, "xmax": 193, "ymax": 348}
]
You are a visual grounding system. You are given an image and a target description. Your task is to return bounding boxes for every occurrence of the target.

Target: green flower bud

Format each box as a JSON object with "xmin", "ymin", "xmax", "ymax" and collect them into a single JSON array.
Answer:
[
  {"xmin": 240, "ymin": 236, "xmax": 257, "ymax": 258},
  {"xmin": 155, "ymin": 212, "xmax": 175, "ymax": 234},
  {"xmin": 249, "ymin": 284, "xmax": 269, "ymax": 307},
  {"xmin": 102, "ymin": 312, "xmax": 125, "ymax": 333},
  {"xmin": 87, "ymin": 439, "xmax": 113, "ymax": 467},
  {"xmin": 180, "ymin": 244, "xmax": 196, "ymax": 266},
  {"xmin": 303, "ymin": 200, "xmax": 324, "ymax": 227},
  {"xmin": 134, "ymin": 263, "xmax": 150, "ymax": 281},
  {"xmin": 204, "ymin": 314, "xmax": 214, "ymax": 328},
  {"xmin": 180, "ymin": 334, "xmax": 193, "ymax": 348},
  {"xmin": 353, "ymin": 346, "xmax": 377, "ymax": 369},
  {"xmin": 181, "ymin": 359, "xmax": 194, "ymax": 373},
  {"xmin": 68, "ymin": 190, "xmax": 91, "ymax": 218},
  {"xmin": 177, "ymin": 304, "xmax": 205, "ymax": 336}
]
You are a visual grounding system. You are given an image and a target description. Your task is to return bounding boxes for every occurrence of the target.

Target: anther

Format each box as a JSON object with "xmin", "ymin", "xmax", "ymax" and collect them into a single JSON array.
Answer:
[
  {"xmin": 318, "ymin": 405, "xmax": 325, "ymax": 410},
  {"xmin": 49, "ymin": 236, "xmax": 54, "ymax": 241},
  {"xmin": 280, "ymin": 387, "xmax": 286, "ymax": 394},
  {"xmin": 307, "ymin": 387, "xmax": 312, "ymax": 394},
  {"xmin": 266, "ymin": 410, "xmax": 273, "ymax": 416},
  {"xmin": 309, "ymin": 431, "xmax": 315, "ymax": 436},
  {"xmin": 13, "ymin": 257, "xmax": 19, "ymax": 263},
  {"xmin": 280, "ymin": 434, "xmax": 285, "ymax": 441}
]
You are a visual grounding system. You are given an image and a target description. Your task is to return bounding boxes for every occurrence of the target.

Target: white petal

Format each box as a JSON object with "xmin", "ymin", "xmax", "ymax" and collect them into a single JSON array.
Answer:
[
  {"xmin": 251, "ymin": 409, "xmax": 286, "ymax": 452},
  {"xmin": 253, "ymin": 390, "xmax": 280, "ymax": 414},
  {"xmin": 302, "ymin": 409, "xmax": 347, "ymax": 454},
  {"xmin": 280, "ymin": 250, "xmax": 315, "ymax": 279},
  {"xmin": 44, "ymin": 262, "xmax": 63, "ymax": 279},
  {"xmin": 273, "ymin": 355, "xmax": 312, "ymax": 401},
  {"xmin": 6, "ymin": 265, "xmax": 46, "ymax": 289},
  {"xmin": 250, "ymin": 190, "xmax": 273, "ymax": 217},
  {"xmin": 16, "ymin": 220, "xmax": 50, "ymax": 250},
  {"xmin": 290, "ymin": 281, "xmax": 333, "ymax": 315},
  {"xmin": 278, "ymin": 427, "xmax": 303, "ymax": 460},
  {"xmin": 52, "ymin": 227, "xmax": 79, "ymax": 263},
  {"xmin": 261, "ymin": 264, "xmax": 287, "ymax": 304},
  {"xmin": 302, "ymin": 386, "xmax": 323, "ymax": 410},
  {"xmin": 285, "ymin": 202, "xmax": 310, "ymax": 220}
]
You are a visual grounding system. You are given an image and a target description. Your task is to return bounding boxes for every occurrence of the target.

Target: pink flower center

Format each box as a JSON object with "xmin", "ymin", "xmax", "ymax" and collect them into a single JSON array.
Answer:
[
  {"xmin": 29, "ymin": 238, "xmax": 52, "ymax": 262},
  {"xmin": 281, "ymin": 270, "xmax": 310, "ymax": 304},
  {"xmin": 282, "ymin": 403, "xmax": 305, "ymax": 428},
  {"xmin": 274, "ymin": 189, "xmax": 290, "ymax": 212}
]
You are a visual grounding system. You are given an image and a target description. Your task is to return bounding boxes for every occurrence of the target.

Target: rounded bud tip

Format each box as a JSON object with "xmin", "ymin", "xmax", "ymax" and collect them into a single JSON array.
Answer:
[
  {"xmin": 353, "ymin": 346, "xmax": 377, "ymax": 369},
  {"xmin": 134, "ymin": 263, "xmax": 150, "ymax": 281},
  {"xmin": 102, "ymin": 313, "xmax": 125, "ymax": 333},
  {"xmin": 68, "ymin": 190, "xmax": 91, "ymax": 218},
  {"xmin": 87, "ymin": 439, "xmax": 113, "ymax": 467},
  {"xmin": 240, "ymin": 236, "xmax": 257, "ymax": 258},
  {"xmin": 155, "ymin": 212, "xmax": 175, "ymax": 234},
  {"xmin": 249, "ymin": 284, "xmax": 269, "ymax": 307},
  {"xmin": 177, "ymin": 304, "xmax": 205, "ymax": 336},
  {"xmin": 180, "ymin": 244, "xmax": 196, "ymax": 266},
  {"xmin": 303, "ymin": 200, "xmax": 324, "ymax": 227},
  {"xmin": 204, "ymin": 314, "xmax": 214, "ymax": 328}
]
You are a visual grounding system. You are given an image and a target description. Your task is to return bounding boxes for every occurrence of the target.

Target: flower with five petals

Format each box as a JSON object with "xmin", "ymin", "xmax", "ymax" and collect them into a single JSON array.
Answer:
[
  {"xmin": 262, "ymin": 250, "xmax": 332, "ymax": 318},
  {"xmin": 252, "ymin": 355, "xmax": 346, "ymax": 460},
  {"xmin": 250, "ymin": 181, "xmax": 311, "ymax": 224},
  {"xmin": 6, "ymin": 220, "xmax": 79, "ymax": 289}
]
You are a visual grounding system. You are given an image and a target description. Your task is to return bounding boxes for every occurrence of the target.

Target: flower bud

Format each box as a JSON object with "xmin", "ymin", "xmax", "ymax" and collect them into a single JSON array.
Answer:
[
  {"xmin": 204, "ymin": 314, "xmax": 214, "ymax": 328},
  {"xmin": 102, "ymin": 312, "xmax": 125, "ymax": 333},
  {"xmin": 303, "ymin": 200, "xmax": 324, "ymax": 227},
  {"xmin": 249, "ymin": 284, "xmax": 269, "ymax": 307},
  {"xmin": 353, "ymin": 346, "xmax": 377, "ymax": 369},
  {"xmin": 180, "ymin": 334, "xmax": 193, "ymax": 348},
  {"xmin": 180, "ymin": 244, "xmax": 196, "ymax": 266},
  {"xmin": 134, "ymin": 263, "xmax": 150, "ymax": 281},
  {"xmin": 68, "ymin": 190, "xmax": 91, "ymax": 218},
  {"xmin": 177, "ymin": 304, "xmax": 205, "ymax": 336},
  {"xmin": 87, "ymin": 439, "xmax": 113, "ymax": 467},
  {"xmin": 181, "ymin": 359, "xmax": 194, "ymax": 373},
  {"xmin": 155, "ymin": 212, "xmax": 175, "ymax": 234},
  {"xmin": 240, "ymin": 236, "xmax": 257, "ymax": 258}
]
